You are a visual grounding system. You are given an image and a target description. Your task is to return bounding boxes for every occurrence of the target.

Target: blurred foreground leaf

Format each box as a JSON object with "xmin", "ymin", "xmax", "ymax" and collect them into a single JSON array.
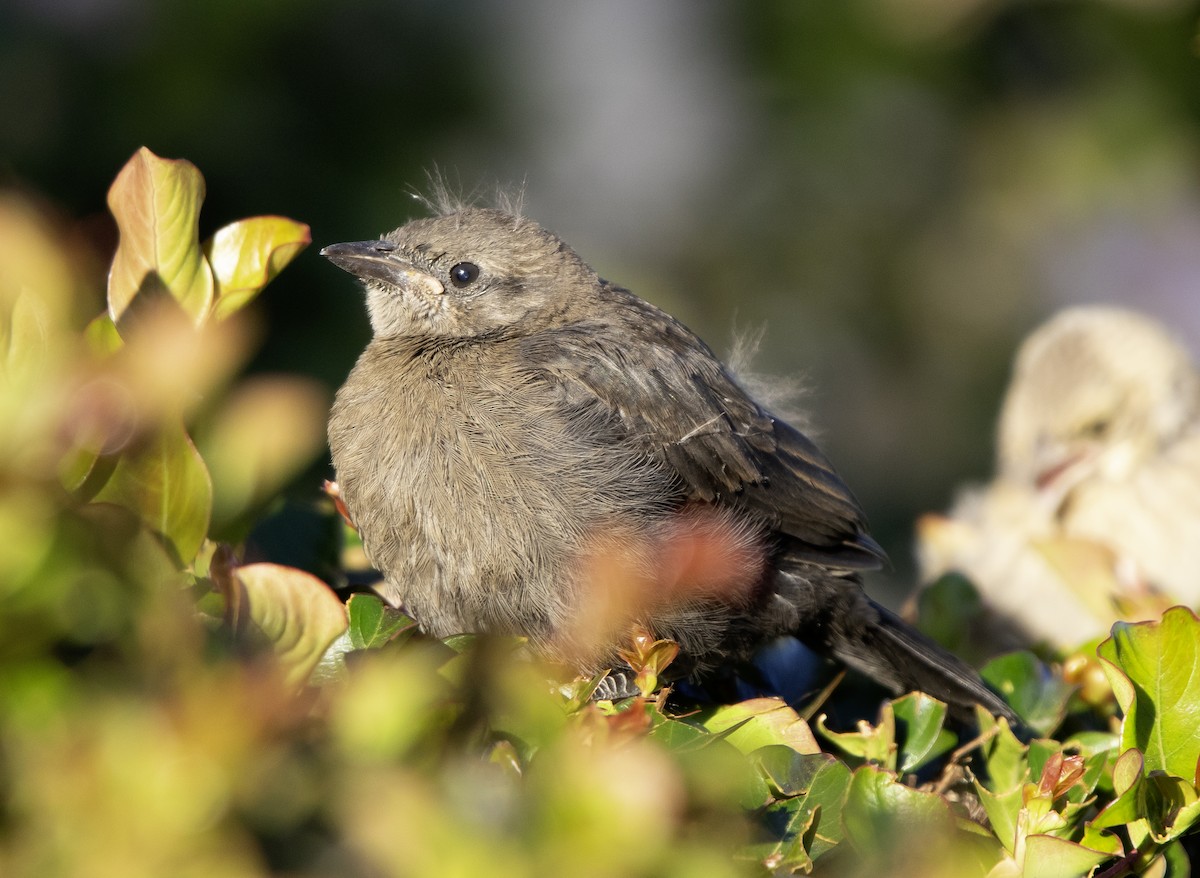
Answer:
[
  {"xmin": 199, "ymin": 375, "xmax": 328, "ymax": 535},
  {"xmin": 89, "ymin": 418, "xmax": 212, "ymax": 566},
  {"xmin": 236, "ymin": 562, "xmax": 348, "ymax": 689}
]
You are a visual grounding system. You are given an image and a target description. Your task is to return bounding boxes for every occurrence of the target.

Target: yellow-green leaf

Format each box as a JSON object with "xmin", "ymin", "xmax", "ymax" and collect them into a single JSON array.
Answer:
[
  {"xmin": 237, "ymin": 563, "xmax": 348, "ymax": 689},
  {"xmin": 204, "ymin": 216, "xmax": 311, "ymax": 320},
  {"xmin": 1098, "ymin": 606, "xmax": 1200, "ymax": 781},
  {"xmin": 106, "ymin": 147, "xmax": 214, "ymax": 326},
  {"xmin": 975, "ymin": 780, "xmax": 1024, "ymax": 855},
  {"xmin": 1021, "ymin": 834, "xmax": 1114, "ymax": 878},
  {"xmin": 841, "ymin": 764, "xmax": 955, "ymax": 853},
  {"xmin": 90, "ymin": 419, "xmax": 212, "ymax": 567},
  {"xmin": 817, "ymin": 703, "xmax": 897, "ymax": 768},
  {"xmin": 83, "ymin": 312, "xmax": 124, "ymax": 356},
  {"xmin": 200, "ymin": 375, "xmax": 328, "ymax": 531},
  {"xmin": 700, "ymin": 697, "xmax": 821, "ymax": 755}
]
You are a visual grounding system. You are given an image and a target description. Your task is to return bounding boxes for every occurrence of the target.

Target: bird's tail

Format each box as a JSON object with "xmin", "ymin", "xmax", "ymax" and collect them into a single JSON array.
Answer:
[
  {"xmin": 783, "ymin": 570, "xmax": 1022, "ymax": 727},
  {"xmin": 849, "ymin": 600, "xmax": 1021, "ymax": 727}
]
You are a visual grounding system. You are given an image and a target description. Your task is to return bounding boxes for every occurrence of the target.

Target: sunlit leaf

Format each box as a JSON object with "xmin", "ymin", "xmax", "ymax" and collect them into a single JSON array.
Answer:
[
  {"xmin": 975, "ymin": 781, "xmax": 1024, "ymax": 855},
  {"xmin": 89, "ymin": 419, "xmax": 212, "ymax": 566},
  {"xmin": 976, "ymin": 707, "xmax": 1029, "ymax": 793},
  {"xmin": 1098, "ymin": 606, "xmax": 1200, "ymax": 780},
  {"xmin": 699, "ymin": 698, "xmax": 820, "ymax": 755},
  {"xmin": 347, "ymin": 593, "xmax": 415, "ymax": 650},
  {"xmin": 1142, "ymin": 771, "xmax": 1200, "ymax": 843},
  {"xmin": 312, "ymin": 590, "xmax": 416, "ymax": 686},
  {"xmin": 817, "ymin": 703, "xmax": 896, "ymax": 768},
  {"xmin": 83, "ymin": 312, "xmax": 123, "ymax": 356},
  {"xmin": 3, "ymin": 287, "xmax": 57, "ymax": 388},
  {"xmin": 205, "ymin": 216, "xmax": 311, "ymax": 320},
  {"xmin": 106, "ymin": 147, "xmax": 213, "ymax": 325},
  {"xmin": 1, "ymin": 286, "xmax": 74, "ymax": 478},
  {"xmin": 237, "ymin": 562, "xmax": 348, "ymax": 689},
  {"xmin": 1091, "ymin": 748, "xmax": 1145, "ymax": 831},
  {"xmin": 752, "ymin": 748, "xmax": 851, "ymax": 864},
  {"xmin": 841, "ymin": 764, "xmax": 955, "ymax": 855},
  {"xmin": 891, "ymin": 692, "xmax": 957, "ymax": 773},
  {"xmin": 1021, "ymin": 834, "xmax": 1114, "ymax": 878}
]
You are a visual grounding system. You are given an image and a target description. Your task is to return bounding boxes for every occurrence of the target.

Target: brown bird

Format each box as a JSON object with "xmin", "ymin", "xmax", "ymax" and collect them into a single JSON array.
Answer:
[
  {"xmin": 323, "ymin": 202, "xmax": 1017, "ymax": 722},
  {"xmin": 918, "ymin": 306, "xmax": 1200, "ymax": 649}
]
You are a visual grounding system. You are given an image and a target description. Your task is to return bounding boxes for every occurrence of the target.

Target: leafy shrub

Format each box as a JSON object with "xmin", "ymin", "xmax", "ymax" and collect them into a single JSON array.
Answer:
[{"xmin": 0, "ymin": 148, "xmax": 1196, "ymax": 877}]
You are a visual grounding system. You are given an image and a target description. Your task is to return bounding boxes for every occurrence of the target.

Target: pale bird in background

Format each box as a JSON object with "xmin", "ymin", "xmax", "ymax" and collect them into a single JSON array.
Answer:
[{"xmin": 918, "ymin": 306, "xmax": 1200, "ymax": 650}]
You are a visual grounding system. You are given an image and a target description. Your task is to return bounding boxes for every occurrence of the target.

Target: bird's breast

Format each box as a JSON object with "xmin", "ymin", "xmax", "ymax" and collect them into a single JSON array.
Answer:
[{"xmin": 327, "ymin": 340, "xmax": 676, "ymax": 639}]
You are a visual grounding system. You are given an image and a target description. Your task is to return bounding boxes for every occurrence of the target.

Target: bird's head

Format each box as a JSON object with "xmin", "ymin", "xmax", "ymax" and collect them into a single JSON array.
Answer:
[
  {"xmin": 997, "ymin": 306, "xmax": 1200, "ymax": 497},
  {"xmin": 321, "ymin": 207, "xmax": 595, "ymax": 339}
]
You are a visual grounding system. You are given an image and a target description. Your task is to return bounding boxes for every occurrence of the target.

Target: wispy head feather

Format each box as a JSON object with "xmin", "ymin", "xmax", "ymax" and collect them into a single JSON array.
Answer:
[{"xmin": 409, "ymin": 167, "xmax": 527, "ymax": 221}]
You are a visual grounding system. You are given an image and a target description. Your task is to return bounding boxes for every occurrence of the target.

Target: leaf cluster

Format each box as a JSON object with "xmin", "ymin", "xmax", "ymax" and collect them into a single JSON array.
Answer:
[{"xmin": 0, "ymin": 150, "xmax": 1197, "ymax": 877}]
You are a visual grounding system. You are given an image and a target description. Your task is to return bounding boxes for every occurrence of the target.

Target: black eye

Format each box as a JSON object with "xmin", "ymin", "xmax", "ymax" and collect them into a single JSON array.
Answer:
[{"xmin": 449, "ymin": 262, "xmax": 480, "ymax": 288}]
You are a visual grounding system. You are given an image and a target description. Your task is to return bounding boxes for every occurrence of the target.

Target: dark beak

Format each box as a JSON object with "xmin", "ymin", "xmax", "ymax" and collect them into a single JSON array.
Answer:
[{"xmin": 320, "ymin": 240, "xmax": 444, "ymax": 297}]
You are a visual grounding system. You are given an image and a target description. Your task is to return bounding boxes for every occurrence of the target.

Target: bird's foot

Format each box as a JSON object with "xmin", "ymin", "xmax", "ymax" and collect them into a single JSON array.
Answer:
[{"xmin": 591, "ymin": 668, "xmax": 642, "ymax": 701}]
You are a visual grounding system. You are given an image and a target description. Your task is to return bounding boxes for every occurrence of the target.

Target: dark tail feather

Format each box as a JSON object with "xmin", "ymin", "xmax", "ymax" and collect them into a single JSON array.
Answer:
[
  {"xmin": 784, "ymin": 572, "xmax": 1022, "ymax": 726},
  {"xmin": 848, "ymin": 601, "xmax": 1022, "ymax": 727}
]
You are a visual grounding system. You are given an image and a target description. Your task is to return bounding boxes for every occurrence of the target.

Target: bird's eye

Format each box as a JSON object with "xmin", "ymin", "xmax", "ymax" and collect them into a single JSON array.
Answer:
[
  {"xmin": 449, "ymin": 262, "xmax": 480, "ymax": 288},
  {"xmin": 1079, "ymin": 417, "xmax": 1110, "ymax": 439}
]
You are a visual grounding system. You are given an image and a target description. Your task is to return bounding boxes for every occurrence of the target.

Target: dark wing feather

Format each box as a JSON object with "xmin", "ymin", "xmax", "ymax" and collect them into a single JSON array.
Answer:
[{"xmin": 519, "ymin": 282, "xmax": 885, "ymax": 571}]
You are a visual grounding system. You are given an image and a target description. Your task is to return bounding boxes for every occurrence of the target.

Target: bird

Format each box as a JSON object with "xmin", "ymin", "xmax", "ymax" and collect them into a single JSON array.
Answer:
[
  {"xmin": 918, "ymin": 305, "xmax": 1200, "ymax": 649},
  {"xmin": 322, "ymin": 199, "xmax": 1018, "ymax": 723}
]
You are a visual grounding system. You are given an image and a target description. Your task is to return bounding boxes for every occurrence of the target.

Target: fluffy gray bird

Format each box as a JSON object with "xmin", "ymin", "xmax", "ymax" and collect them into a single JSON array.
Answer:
[
  {"xmin": 323, "ymin": 204, "xmax": 1017, "ymax": 722},
  {"xmin": 919, "ymin": 306, "xmax": 1200, "ymax": 648}
]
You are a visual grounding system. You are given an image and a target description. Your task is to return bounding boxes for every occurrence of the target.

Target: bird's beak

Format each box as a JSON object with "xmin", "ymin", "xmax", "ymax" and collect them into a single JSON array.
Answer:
[{"xmin": 320, "ymin": 240, "xmax": 445, "ymax": 297}]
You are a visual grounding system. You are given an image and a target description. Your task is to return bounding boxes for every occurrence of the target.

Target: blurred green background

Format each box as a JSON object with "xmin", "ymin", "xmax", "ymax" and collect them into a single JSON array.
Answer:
[{"xmin": 4, "ymin": 0, "xmax": 1199, "ymax": 593}]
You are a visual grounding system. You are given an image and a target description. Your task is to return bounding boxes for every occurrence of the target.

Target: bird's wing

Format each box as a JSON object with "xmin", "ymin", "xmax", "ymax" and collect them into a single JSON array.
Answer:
[{"xmin": 518, "ymin": 284, "xmax": 885, "ymax": 571}]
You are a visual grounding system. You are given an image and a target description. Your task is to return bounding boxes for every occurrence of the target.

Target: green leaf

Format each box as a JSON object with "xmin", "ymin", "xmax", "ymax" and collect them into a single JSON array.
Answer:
[
  {"xmin": 204, "ymin": 216, "xmax": 311, "ymax": 320},
  {"xmin": 1143, "ymin": 771, "xmax": 1200, "ymax": 842},
  {"xmin": 697, "ymin": 697, "xmax": 820, "ymax": 755},
  {"xmin": 891, "ymin": 692, "xmax": 957, "ymax": 773},
  {"xmin": 841, "ymin": 764, "xmax": 956, "ymax": 855},
  {"xmin": 976, "ymin": 708, "xmax": 1029, "ymax": 793},
  {"xmin": 89, "ymin": 419, "xmax": 212, "ymax": 566},
  {"xmin": 1091, "ymin": 748, "xmax": 1145, "ymax": 830},
  {"xmin": 1021, "ymin": 834, "xmax": 1114, "ymax": 878},
  {"xmin": 83, "ymin": 312, "xmax": 124, "ymax": 355},
  {"xmin": 347, "ymin": 593, "xmax": 415, "ymax": 650},
  {"xmin": 975, "ymin": 780, "xmax": 1024, "ymax": 855},
  {"xmin": 1063, "ymin": 731, "xmax": 1120, "ymax": 802},
  {"xmin": 748, "ymin": 799, "xmax": 816, "ymax": 874},
  {"xmin": 200, "ymin": 376, "xmax": 329, "ymax": 531},
  {"xmin": 1098, "ymin": 607, "xmax": 1200, "ymax": 781},
  {"xmin": 916, "ymin": 572, "xmax": 986, "ymax": 659},
  {"xmin": 648, "ymin": 716, "xmax": 713, "ymax": 751},
  {"xmin": 3, "ymin": 286, "xmax": 55, "ymax": 386},
  {"xmin": 106, "ymin": 147, "xmax": 214, "ymax": 326},
  {"xmin": 237, "ymin": 562, "xmax": 349, "ymax": 689},
  {"xmin": 981, "ymin": 651, "xmax": 1075, "ymax": 737},
  {"xmin": 751, "ymin": 751, "xmax": 851, "ymax": 865},
  {"xmin": 817, "ymin": 703, "xmax": 896, "ymax": 768}
]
